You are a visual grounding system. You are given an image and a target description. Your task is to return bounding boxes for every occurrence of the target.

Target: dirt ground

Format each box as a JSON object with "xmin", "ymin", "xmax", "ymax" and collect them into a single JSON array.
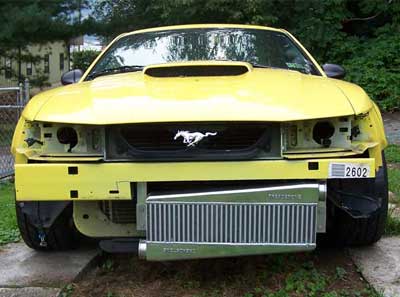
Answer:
[{"xmin": 67, "ymin": 247, "xmax": 376, "ymax": 297}]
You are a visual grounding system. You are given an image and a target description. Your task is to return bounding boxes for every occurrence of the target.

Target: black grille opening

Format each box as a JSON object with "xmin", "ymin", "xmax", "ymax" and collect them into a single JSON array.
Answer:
[
  {"xmin": 144, "ymin": 65, "xmax": 249, "ymax": 77},
  {"xmin": 99, "ymin": 201, "xmax": 136, "ymax": 224},
  {"xmin": 120, "ymin": 124, "xmax": 266, "ymax": 151},
  {"xmin": 106, "ymin": 122, "xmax": 281, "ymax": 161}
]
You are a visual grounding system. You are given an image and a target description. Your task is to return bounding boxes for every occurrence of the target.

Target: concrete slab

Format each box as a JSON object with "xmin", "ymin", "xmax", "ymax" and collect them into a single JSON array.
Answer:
[
  {"xmin": 0, "ymin": 287, "xmax": 60, "ymax": 297},
  {"xmin": 0, "ymin": 242, "xmax": 98, "ymax": 293},
  {"xmin": 349, "ymin": 236, "xmax": 400, "ymax": 297}
]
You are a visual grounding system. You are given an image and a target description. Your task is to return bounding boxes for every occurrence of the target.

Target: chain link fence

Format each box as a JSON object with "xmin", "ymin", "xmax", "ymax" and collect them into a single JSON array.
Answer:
[{"xmin": 0, "ymin": 80, "xmax": 29, "ymax": 178}]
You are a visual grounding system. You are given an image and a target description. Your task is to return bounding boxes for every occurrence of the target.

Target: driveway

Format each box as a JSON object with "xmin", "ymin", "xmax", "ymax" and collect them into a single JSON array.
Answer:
[{"xmin": 384, "ymin": 112, "xmax": 400, "ymax": 145}]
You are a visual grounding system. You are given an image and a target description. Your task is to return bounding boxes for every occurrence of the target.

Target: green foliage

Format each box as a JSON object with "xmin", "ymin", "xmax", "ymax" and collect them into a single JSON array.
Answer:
[
  {"xmin": 72, "ymin": 50, "xmax": 101, "ymax": 71},
  {"xmin": 0, "ymin": 182, "xmax": 19, "ymax": 245},
  {"xmin": 385, "ymin": 212, "xmax": 400, "ymax": 236},
  {"xmin": 386, "ymin": 145, "xmax": 400, "ymax": 235},
  {"xmin": 93, "ymin": 0, "xmax": 400, "ymax": 110},
  {"xmin": 335, "ymin": 266, "xmax": 347, "ymax": 280},
  {"xmin": 101, "ymin": 258, "xmax": 115, "ymax": 273},
  {"xmin": 332, "ymin": 26, "xmax": 400, "ymax": 110},
  {"xmin": 386, "ymin": 145, "xmax": 400, "ymax": 163},
  {"xmin": 240, "ymin": 258, "xmax": 381, "ymax": 297},
  {"xmin": 70, "ymin": 251, "xmax": 385, "ymax": 297},
  {"xmin": 60, "ymin": 284, "xmax": 75, "ymax": 297},
  {"xmin": 28, "ymin": 72, "xmax": 51, "ymax": 89},
  {"xmin": 0, "ymin": 0, "xmax": 91, "ymax": 84},
  {"xmin": 388, "ymin": 167, "xmax": 400, "ymax": 201}
]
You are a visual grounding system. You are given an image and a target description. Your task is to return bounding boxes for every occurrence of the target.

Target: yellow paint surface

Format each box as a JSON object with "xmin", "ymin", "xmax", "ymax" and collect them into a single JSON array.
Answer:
[{"xmin": 15, "ymin": 158, "xmax": 375, "ymax": 201}]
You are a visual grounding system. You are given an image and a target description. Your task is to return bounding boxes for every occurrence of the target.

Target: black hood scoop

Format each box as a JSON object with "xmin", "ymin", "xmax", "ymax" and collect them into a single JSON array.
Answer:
[{"xmin": 144, "ymin": 62, "xmax": 251, "ymax": 77}]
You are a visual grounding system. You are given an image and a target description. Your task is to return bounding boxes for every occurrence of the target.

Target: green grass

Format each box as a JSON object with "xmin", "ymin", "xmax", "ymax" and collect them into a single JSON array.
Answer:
[
  {"xmin": 386, "ymin": 144, "xmax": 400, "ymax": 163},
  {"xmin": 386, "ymin": 144, "xmax": 400, "ymax": 235},
  {"xmin": 386, "ymin": 167, "xmax": 400, "ymax": 235},
  {"xmin": 241, "ymin": 267, "xmax": 382, "ymax": 297},
  {"xmin": 388, "ymin": 167, "xmax": 400, "ymax": 202},
  {"xmin": 385, "ymin": 213, "xmax": 400, "ymax": 236},
  {"xmin": 387, "ymin": 144, "xmax": 400, "ymax": 200},
  {"xmin": 0, "ymin": 181, "xmax": 19, "ymax": 244}
]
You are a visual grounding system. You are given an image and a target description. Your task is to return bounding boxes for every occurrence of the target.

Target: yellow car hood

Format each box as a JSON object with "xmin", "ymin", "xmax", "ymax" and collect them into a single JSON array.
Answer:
[{"xmin": 25, "ymin": 68, "xmax": 372, "ymax": 124}]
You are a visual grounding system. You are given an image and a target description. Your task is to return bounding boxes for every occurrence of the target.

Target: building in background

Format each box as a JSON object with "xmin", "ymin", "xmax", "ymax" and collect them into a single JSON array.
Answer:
[
  {"xmin": 70, "ymin": 35, "xmax": 103, "ymax": 53},
  {"xmin": 0, "ymin": 41, "xmax": 70, "ymax": 88}
]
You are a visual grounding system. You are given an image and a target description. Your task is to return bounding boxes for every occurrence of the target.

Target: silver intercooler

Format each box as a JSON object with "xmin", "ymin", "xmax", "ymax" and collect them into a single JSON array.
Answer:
[
  {"xmin": 147, "ymin": 203, "xmax": 317, "ymax": 244},
  {"xmin": 139, "ymin": 182, "xmax": 326, "ymax": 261}
]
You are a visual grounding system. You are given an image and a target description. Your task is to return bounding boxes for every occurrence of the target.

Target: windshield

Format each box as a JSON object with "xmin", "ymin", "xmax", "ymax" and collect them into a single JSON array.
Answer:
[{"xmin": 87, "ymin": 28, "xmax": 320, "ymax": 80}]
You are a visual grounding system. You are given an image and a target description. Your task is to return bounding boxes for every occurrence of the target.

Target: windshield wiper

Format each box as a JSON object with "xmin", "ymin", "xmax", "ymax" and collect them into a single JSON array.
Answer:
[
  {"xmin": 250, "ymin": 63, "xmax": 279, "ymax": 69},
  {"xmin": 86, "ymin": 65, "xmax": 144, "ymax": 80},
  {"xmin": 251, "ymin": 62, "xmax": 312, "ymax": 75}
]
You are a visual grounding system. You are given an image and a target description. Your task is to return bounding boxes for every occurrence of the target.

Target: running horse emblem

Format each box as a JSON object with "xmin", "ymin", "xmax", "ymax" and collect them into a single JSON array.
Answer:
[{"xmin": 174, "ymin": 131, "xmax": 217, "ymax": 147}]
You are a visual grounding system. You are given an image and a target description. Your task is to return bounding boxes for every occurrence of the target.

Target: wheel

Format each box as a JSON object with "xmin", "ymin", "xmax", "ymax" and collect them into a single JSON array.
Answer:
[
  {"xmin": 16, "ymin": 202, "xmax": 78, "ymax": 251},
  {"xmin": 325, "ymin": 152, "xmax": 388, "ymax": 246}
]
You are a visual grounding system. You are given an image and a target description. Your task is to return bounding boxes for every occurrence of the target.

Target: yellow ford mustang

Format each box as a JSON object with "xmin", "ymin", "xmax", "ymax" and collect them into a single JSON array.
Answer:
[{"xmin": 11, "ymin": 24, "xmax": 388, "ymax": 261}]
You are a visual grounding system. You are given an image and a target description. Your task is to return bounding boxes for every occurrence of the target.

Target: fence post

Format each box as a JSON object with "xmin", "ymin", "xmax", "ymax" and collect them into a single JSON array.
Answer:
[
  {"xmin": 18, "ymin": 82, "xmax": 23, "ymax": 105},
  {"xmin": 24, "ymin": 78, "xmax": 30, "ymax": 104},
  {"xmin": 18, "ymin": 82, "xmax": 24, "ymax": 119}
]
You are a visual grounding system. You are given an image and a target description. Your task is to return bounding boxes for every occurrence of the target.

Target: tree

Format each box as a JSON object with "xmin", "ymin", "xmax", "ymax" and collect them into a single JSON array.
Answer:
[
  {"xmin": 0, "ymin": 0, "xmax": 91, "ymax": 85},
  {"xmin": 92, "ymin": 0, "xmax": 399, "ymax": 110},
  {"xmin": 72, "ymin": 50, "xmax": 100, "ymax": 71},
  {"xmin": 92, "ymin": 0, "xmax": 349, "ymax": 60},
  {"xmin": 91, "ymin": 0, "xmax": 163, "ymax": 42}
]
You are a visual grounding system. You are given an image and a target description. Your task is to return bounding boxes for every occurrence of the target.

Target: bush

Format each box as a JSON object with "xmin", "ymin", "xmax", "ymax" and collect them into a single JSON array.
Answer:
[
  {"xmin": 72, "ymin": 50, "xmax": 101, "ymax": 71},
  {"xmin": 29, "ymin": 72, "xmax": 51, "ymax": 89},
  {"xmin": 327, "ymin": 25, "xmax": 400, "ymax": 111}
]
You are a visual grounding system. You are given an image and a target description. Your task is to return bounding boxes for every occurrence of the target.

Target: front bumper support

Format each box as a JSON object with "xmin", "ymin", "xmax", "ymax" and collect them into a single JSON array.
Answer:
[{"xmin": 15, "ymin": 158, "xmax": 375, "ymax": 201}]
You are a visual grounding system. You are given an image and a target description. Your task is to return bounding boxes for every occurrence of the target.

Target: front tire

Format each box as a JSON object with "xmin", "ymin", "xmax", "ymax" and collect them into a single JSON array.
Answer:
[{"xmin": 16, "ymin": 202, "xmax": 78, "ymax": 251}]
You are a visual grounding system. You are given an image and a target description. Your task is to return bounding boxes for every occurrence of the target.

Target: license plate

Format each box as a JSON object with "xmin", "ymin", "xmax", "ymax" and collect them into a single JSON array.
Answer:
[{"xmin": 329, "ymin": 163, "xmax": 370, "ymax": 178}]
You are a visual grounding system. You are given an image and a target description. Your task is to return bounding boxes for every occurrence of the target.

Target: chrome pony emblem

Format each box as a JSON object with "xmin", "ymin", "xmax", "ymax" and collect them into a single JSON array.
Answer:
[{"xmin": 174, "ymin": 130, "xmax": 217, "ymax": 147}]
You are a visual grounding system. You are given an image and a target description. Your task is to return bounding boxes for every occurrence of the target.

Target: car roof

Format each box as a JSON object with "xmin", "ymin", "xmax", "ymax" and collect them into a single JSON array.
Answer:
[{"xmin": 120, "ymin": 24, "xmax": 285, "ymax": 38}]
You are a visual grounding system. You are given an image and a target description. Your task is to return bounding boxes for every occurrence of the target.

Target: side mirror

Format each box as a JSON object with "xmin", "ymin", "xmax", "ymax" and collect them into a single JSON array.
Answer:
[
  {"xmin": 322, "ymin": 64, "xmax": 346, "ymax": 79},
  {"xmin": 61, "ymin": 69, "xmax": 83, "ymax": 85}
]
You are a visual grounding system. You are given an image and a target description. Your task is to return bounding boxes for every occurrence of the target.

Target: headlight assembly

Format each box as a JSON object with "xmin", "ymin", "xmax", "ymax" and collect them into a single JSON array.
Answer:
[
  {"xmin": 20, "ymin": 121, "xmax": 104, "ymax": 156},
  {"xmin": 283, "ymin": 117, "xmax": 353, "ymax": 153}
]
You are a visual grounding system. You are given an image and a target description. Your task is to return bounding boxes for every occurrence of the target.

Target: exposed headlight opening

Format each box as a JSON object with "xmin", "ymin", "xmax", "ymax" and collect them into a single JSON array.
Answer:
[
  {"xmin": 19, "ymin": 121, "xmax": 105, "ymax": 158},
  {"xmin": 312, "ymin": 121, "xmax": 335, "ymax": 148},
  {"xmin": 57, "ymin": 127, "xmax": 78, "ymax": 152},
  {"xmin": 283, "ymin": 117, "xmax": 354, "ymax": 155}
]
